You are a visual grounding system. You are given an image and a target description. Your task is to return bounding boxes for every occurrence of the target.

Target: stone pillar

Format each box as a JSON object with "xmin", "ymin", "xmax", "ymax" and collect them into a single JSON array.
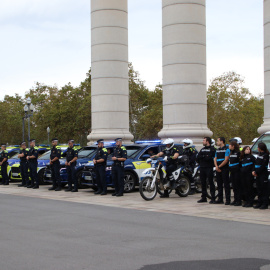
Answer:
[
  {"xmin": 258, "ymin": 0, "xmax": 270, "ymax": 134},
  {"xmin": 159, "ymin": 0, "xmax": 212, "ymax": 145},
  {"xmin": 88, "ymin": 0, "xmax": 133, "ymax": 143}
]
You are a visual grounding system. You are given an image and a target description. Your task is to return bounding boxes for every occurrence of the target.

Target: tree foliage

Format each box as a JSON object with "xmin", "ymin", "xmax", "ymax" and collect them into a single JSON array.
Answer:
[{"xmin": 207, "ymin": 71, "xmax": 263, "ymax": 144}]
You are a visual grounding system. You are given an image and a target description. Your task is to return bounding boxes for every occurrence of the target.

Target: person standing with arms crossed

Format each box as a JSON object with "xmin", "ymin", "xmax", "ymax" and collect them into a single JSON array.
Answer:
[
  {"xmin": 111, "ymin": 138, "xmax": 127, "ymax": 197},
  {"xmin": 27, "ymin": 139, "xmax": 39, "ymax": 189},
  {"xmin": 0, "ymin": 143, "xmax": 9, "ymax": 185},
  {"xmin": 18, "ymin": 141, "xmax": 29, "ymax": 187}
]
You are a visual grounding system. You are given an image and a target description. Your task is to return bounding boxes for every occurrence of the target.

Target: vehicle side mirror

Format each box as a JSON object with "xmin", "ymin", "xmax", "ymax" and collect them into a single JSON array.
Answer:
[{"xmin": 142, "ymin": 154, "xmax": 150, "ymax": 160}]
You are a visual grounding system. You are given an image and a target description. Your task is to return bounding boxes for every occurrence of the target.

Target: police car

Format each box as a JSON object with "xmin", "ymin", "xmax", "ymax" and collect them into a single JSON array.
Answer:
[
  {"xmin": 81, "ymin": 141, "xmax": 184, "ymax": 193},
  {"xmin": 43, "ymin": 145, "xmax": 99, "ymax": 186},
  {"xmin": 10, "ymin": 147, "xmax": 50, "ymax": 183}
]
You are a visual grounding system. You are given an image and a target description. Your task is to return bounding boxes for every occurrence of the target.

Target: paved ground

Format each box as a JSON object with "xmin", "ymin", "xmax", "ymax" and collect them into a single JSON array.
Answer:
[
  {"xmin": 0, "ymin": 183, "xmax": 269, "ymax": 225},
  {"xmin": 0, "ymin": 184, "xmax": 270, "ymax": 270}
]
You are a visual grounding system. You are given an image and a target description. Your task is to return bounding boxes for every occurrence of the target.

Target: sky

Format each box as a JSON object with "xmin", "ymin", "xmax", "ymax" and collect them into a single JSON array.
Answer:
[{"xmin": 0, "ymin": 0, "xmax": 264, "ymax": 100}]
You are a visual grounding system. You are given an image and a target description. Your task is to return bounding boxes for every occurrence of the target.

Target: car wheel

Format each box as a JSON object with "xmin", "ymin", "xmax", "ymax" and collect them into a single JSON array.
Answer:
[
  {"xmin": 124, "ymin": 171, "xmax": 136, "ymax": 193},
  {"xmin": 76, "ymin": 170, "xmax": 84, "ymax": 189},
  {"xmin": 38, "ymin": 169, "xmax": 45, "ymax": 185}
]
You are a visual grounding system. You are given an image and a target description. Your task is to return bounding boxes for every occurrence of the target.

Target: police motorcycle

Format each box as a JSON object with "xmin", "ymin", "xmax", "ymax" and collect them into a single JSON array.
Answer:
[{"xmin": 139, "ymin": 155, "xmax": 191, "ymax": 201}]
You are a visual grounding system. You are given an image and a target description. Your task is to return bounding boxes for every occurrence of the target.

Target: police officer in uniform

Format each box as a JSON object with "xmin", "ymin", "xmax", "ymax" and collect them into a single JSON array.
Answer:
[
  {"xmin": 196, "ymin": 137, "xmax": 216, "ymax": 203},
  {"xmin": 152, "ymin": 138, "xmax": 180, "ymax": 198},
  {"xmin": 65, "ymin": 139, "xmax": 78, "ymax": 192},
  {"xmin": 93, "ymin": 139, "xmax": 108, "ymax": 195},
  {"xmin": 18, "ymin": 141, "xmax": 29, "ymax": 187},
  {"xmin": 112, "ymin": 138, "xmax": 127, "ymax": 197},
  {"xmin": 48, "ymin": 138, "xmax": 62, "ymax": 191},
  {"xmin": 0, "ymin": 143, "xmax": 9, "ymax": 185},
  {"xmin": 214, "ymin": 137, "xmax": 230, "ymax": 204},
  {"xmin": 27, "ymin": 139, "xmax": 39, "ymax": 189}
]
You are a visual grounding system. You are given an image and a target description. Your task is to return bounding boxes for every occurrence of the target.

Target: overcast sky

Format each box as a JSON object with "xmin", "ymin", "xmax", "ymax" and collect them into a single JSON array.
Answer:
[{"xmin": 0, "ymin": 0, "xmax": 264, "ymax": 100}]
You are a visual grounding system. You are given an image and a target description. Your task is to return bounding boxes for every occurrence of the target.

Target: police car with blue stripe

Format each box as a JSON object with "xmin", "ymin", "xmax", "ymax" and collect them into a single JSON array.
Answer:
[{"xmin": 81, "ymin": 141, "xmax": 184, "ymax": 193}]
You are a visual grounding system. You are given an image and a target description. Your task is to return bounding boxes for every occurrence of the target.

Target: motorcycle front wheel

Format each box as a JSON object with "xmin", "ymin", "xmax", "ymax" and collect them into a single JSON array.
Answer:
[{"xmin": 139, "ymin": 177, "xmax": 157, "ymax": 201}]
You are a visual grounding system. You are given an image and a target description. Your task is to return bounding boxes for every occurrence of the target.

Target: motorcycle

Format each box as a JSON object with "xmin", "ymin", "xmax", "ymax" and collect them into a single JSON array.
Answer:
[{"xmin": 139, "ymin": 156, "xmax": 191, "ymax": 201}]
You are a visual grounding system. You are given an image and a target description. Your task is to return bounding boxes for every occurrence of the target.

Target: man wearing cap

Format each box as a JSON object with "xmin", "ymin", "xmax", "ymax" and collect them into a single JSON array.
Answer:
[
  {"xmin": 18, "ymin": 142, "xmax": 29, "ymax": 187},
  {"xmin": 48, "ymin": 138, "xmax": 62, "ymax": 191},
  {"xmin": 65, "ymin": 139, "xmax": 78, "ymax": 192},
  {"xmin": 0, "ymin": 144, "xmax": 9, "ymax": 185},
  {"xmin": 93, "ymin": 139, "xmax": 108, "ymax": 195},
  {"xmin": 26, "ymin": 139, "xmax": 39, "ymax": 189},
  {"xmin": 111, "ymin": 138, "xmax": 127, "ymax": 197}
]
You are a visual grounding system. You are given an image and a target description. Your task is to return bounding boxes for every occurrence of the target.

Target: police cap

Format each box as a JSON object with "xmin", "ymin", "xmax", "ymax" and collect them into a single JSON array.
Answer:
[
  {"xmin": 115, "ymin": 138, "xmax": 122, "ymax": 142},
  {"xmin": 97, "ymin": 139, "xmax": 104, "ymax": 144},
  {"xmin": 1, "ymin": 143, "xmax": 6, "ymax": 147},
  {"xmin": 51, "ymin": 138, "xmax": 58, "ymax": 142},
  {"xmin": 29, "ymin": 139, "xmax": 36, "ymax": 143},
  {"xmin": 68, "ymin": 139, "xmax": 74, "ymax": 143},
  {"xmin": 20, "ymin": 141, "xmax": 26, "ymax": 146}
]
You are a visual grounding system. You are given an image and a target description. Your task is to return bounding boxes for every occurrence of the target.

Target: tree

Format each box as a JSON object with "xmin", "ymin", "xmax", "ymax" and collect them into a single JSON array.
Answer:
[{"xmin": 207, "ymin": 71, "xmax": 263, "ymax": 144}]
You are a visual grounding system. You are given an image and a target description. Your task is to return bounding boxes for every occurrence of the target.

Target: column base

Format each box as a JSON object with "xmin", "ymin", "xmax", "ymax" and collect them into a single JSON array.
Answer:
[
  {"xmin": 158, "ymin": 124, "xmax": 213, "ymax": 149},
  {"xmin": 87, "ymin": 129, "xmax": 134, "ymax": 145},
  {"xmin": 258, "ymin": 119, "xmax": 270, "ymax": 134}
]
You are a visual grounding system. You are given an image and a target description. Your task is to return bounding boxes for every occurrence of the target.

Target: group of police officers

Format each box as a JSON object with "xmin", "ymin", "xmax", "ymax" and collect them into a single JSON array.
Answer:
[{"xmin": 0, "ymin": 136, "xmax": 269, "ymax": 208}]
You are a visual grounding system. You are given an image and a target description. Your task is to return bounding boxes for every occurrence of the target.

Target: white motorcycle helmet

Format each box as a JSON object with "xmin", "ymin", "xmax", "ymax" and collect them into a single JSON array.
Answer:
[
  {"xmin": 182, "ymin": 138, "xmax": 193, "ymax": 149},
  {"xmin": 163, "ymin": 138, "xmax": 175, "ymax": 150},
  {"xmin": 211, "ymin": 139, "xmax": 215, "ymax": 147},
  {"xmin": 234, "ymin": 137, "xmax": 242, "ymax": 145},
  {"xmin": 252, "ymin": 138, "xmax": 258, "ymax": 143}
]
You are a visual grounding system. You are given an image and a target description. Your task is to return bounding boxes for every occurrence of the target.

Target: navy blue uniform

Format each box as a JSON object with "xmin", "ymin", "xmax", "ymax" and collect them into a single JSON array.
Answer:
[
  {"xmin": 0, "ymin": 150, "xmax": 9, "ymax": 185},
  {"xmin": 94, "ymin": 147, "xmax": 108, "ymax": 193},
  {"xmin": 28, "ymin": 146, "xmax": 39, "ymax": 187},
  {"xmin": 20, "ymin": 148, "xmax": 29, "ymax": 186},
  {"xmin": 112, "ymin": 146, "xmax": 127, "ymax": 195},
  {"xmin": 50, "ymin": 145, "xmax": 62, "ymax": 188},
  {"xmin": 196, "ymin": 146, "xmax": 216, "ymax": 200},
  {"xmin": 183, "ymin": 146, "xmax": 197, "ymax": 190},
  {"xmin": 229, "ymin": 150, "xmax": 241, "ymax": 204},
  {"xmin": 241, "ymin": 154, "xmax": 255, "ymax": 205},
  {"xmin": 215, "ymin": 146, "xmax": 230, "ymax": 202},
  {"xmin": 163, "ymin": 147, "xmax": 180, "ymax": 184},
  {"xmin": 66, "ymin": 146, "xmax": 78, "ymax": 190},
  {"xmin": 254, "ymin": 152, "xmax": 269, "ymax": 207}
]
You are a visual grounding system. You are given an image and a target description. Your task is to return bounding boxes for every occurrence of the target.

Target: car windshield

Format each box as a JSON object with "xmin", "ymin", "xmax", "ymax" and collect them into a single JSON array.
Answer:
[
  {"xmin": 9, "ymin": 153, "xmax": 20, "ymax": 159},
  {"xmin": 125, "ymin": 146, "xmax": 143, "ymax": 158},
  {"xmin": 78, "ymin": 147, "xmax": 97, "ymax": 158},
  {"xmin": 38, "ymin": 151, "xmax": 51, "ymax": 160},
  {"xmin": 251, "ymin": 134, "xmax": 270, "ymax": 154}
]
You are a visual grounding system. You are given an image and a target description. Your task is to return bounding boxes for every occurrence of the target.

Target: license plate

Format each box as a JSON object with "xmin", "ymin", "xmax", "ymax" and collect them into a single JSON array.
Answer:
[
  {"xmin": 85, "ymin": 176, "xmax": 92, "ymax": 180},
  {"xmin": 46, "ymin": 174, "xmax": 51, "ymax": 178},
  {"xmin": 13, "ymin": 173, "xmax": 19, "ymax": 177}
]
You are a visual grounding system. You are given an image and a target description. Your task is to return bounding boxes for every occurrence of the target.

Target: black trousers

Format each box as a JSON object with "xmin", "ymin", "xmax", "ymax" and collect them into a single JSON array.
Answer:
[
  {"xmin": 200, "ymin": 167, "xmax": 215, "ymax": 200},
  {"xmin": 1, "ymin": 164, "xmax": 8, "ymax": 184},
  {"xmin": 29, "ymin": 161, "xmax": 38, "ymax": 187},
  {"xmin": 241, "ymin": 170, "xmax": 255, "ymax": 204},
  {"xmin": 51, "ymin": 162, "xmax": 61, "ymax": 187},
  {"xmin": 20, "ymin": 161, "xmax": 29, "ymax": 186},
  {"xmin": 67, "ymin": 163, "xmax": 77, "ymax": 190},
  {"xmin": 216, "ymin": 167, "xmax": 230, "ymax": 202},
  {"xmin": 112, "ymin": 165, "xmax": 124, "ymax": 195},
  {"xmin": 230, "ymin": 169, "xmax": 242, "ymax": 202},
  {"xmin": 256, "ymin": 171, "xmax": 269, "ymax": 206},
  {"xmin": 95, "ymin": 165, "xmax": 107, "ymax": 192}
]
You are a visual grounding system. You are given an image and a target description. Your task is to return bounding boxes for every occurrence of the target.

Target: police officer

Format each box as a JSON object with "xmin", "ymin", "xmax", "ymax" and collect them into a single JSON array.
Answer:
[
  {"xmin": 252, "ymin": 142, "xmax": 269, "ymax": 210},
  {"xmin": 111, "ymin": 138, "xmax": 127, "ymax": 197},
  {"xmin": 27, "ymin": 139, "xmax": 39, "ymax": 188},
  {"xmin": 93, "ymin": 139, "xmax": 108, "ymax": 195},
  {"xmin": 17, "ymin": 141, "xmax": 29, "ymax": 187},
  {"xmin": 65, "ymin": 139, "xmax": 78, "ymax": 192},
  {"xmin": 182, "ymin": 138, "xmax": 197, "ymax": 193},
  {"xmin": 196, "ymin": 137, "xmax": 216, "ymax": 203},
  {"xmin": 214, "ymin": 137, "xmax": 230, "ymax": 204},
  {"xmin": 0, "ymin": 143, "xmax": 9, "ymax": 185},
  {"xmin": 152, "ymin": 138, "xmax": 180, "ymax": 198},
  {"xmin": 48, "ymin": 138, "xmax": 62, "ymax": 191}
]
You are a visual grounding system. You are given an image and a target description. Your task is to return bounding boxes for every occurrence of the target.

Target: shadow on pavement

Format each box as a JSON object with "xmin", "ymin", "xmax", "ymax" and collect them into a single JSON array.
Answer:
[{"xmin": 139, "ymin": 258, "xmax": 270, "ymax": 270}]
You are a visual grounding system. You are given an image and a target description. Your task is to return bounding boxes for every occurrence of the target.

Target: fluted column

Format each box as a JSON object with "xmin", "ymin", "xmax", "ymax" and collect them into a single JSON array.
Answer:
[
  {"xmin": 159, "ymin": 0, "xmax": 212, "ymax": 145},
  {"xmin": 88, "ymin": 0, "xmax": 133, "ymax": 143},
  {"xmin": 258, "ymin": 0, "xmax": 270, "ymax": 134}
]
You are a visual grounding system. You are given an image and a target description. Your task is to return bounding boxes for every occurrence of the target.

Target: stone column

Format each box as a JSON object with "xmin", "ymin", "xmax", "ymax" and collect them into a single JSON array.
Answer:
[
  {"xmin": 88, "ymin": 0, "xmax": 133, "ymax": 143},
  {"xmin": 159, "ymin": 0, "xmax": 212, "ymax": 145},
  {"xmin": 258, "ymin": 0, "xmax": 270, "ymax": 134}
]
